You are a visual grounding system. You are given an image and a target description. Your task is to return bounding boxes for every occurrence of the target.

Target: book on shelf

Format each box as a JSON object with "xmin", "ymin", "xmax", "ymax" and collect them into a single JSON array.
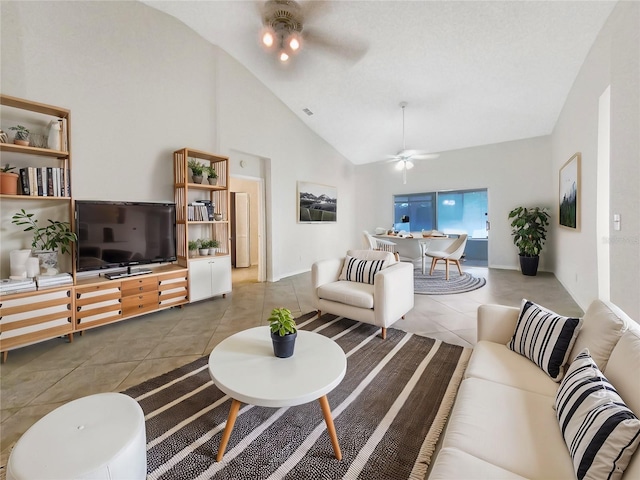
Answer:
[
  {"xmin": 47, "ymin": 167, "xmax": 54, "ymax": 196},
  {"xmin": 19, "ymin": 168, "xmax": 30, "ymax": 195},
  {"xmin": 16, "ymin": 167, "xmax": 68, "ymax": 197},
  {"xmin": 1, "ymin": 278, "xmax": 37, "ymax": 294}
]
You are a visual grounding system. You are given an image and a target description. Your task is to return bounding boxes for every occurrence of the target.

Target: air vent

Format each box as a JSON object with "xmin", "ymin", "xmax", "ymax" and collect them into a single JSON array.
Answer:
[{"xmin": 302, "ymin": 108, "xmax": 314, "ymax": 116}]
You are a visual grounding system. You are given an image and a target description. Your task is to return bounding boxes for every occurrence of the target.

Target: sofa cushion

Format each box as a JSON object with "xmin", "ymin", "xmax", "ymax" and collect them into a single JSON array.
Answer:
[
  {"xmin": 428, "ymin": 447, "xmax": 528, "ymax": 480},
  {"xmin": 317, "ymin": 281, "xmax": 374, "ymax": 309},
  {"xmin": 604, "ymin": 327, "xmax": 640, "ymax": 416},
  {"xmin": 507, "ymin": 299, "xmax": 582, "ymax": 382},
  {"xmin": 339, "ymin": 255, "xmax": 387, "ymax": 284},
  {"xmin": 555, "ymin": 349, "xmax": 640, "ymax": 480},
  {"xmin": 442, "ymin": 377, "xmax": 575, "ymax": 479},
  {"xmin": 465, "ymin": 340, "xmax": 559, "ymax": 397},
  {"xmin": 570, "ymin": 300, "xmax": 630, "ymax": 371}
]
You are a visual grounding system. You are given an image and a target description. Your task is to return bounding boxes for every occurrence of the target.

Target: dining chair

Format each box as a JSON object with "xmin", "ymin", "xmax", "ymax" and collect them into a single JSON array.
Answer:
[{"xmin": 425, "ymin": 234, "xmax": 468, "ymax": 280}]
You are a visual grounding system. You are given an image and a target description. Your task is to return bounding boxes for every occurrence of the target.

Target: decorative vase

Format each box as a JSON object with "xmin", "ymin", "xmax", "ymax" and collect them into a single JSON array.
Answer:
[
  {"xmin": 208, "ymin": 177, "xmax": 218, "ymax": 185},
  {"xmin": 0, "ymin": 171, "xmax": 20, "ymax": 195},
  {"xmin": 47, "ymin": 121, "xmax": 61, "ymax": 151},
  {"xmin": 34, "ymin": 250, "xmax": 59, "ymax": 275},
  {"xmin": 519, "ymin": 255, "xmax": 539, "ymax": 276},
  {"xmin": 192, "ymin": 175, "xmax": 203, "ymax": 184},
  {"xmin": 214, "ymin": 213, "xmax": 223, "ymax": 221},
  {"xmin": 271, "ymin": 331, "xmax": 297, "ymax": 358},
  {"xmin": 0, "ymin": 130, "xmax": 8, "ymax": 143},
  {"xmin": 198, "ymin": 248, "xmax": 208, "ymax": 256},
  {"xmin": 9, "ymin": 249, "xmax": 32, "ymax": 278}
]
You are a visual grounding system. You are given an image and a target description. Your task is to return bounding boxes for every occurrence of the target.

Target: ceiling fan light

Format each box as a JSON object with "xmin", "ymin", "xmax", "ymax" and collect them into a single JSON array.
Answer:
[
  {"xmin": 279, "ymin": 50, "xmax": 290, "ymax": 62},
  {"xmin": 406, "ymin": 160, "xmax": 414, "ymax": 169},
  {"xmin": 261, "ymin": 27, "xmax": 275, "ymax": 48},
  {"xmin": 395, "ymin": 161, "xmax": 405, "ymax": 171},
  {"xmin": 288, "ymin": 32, "xmax": 301, "ymax": 51}
]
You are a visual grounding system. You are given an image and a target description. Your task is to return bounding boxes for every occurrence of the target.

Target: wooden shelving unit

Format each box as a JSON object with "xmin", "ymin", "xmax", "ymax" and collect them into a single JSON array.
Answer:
[{"xmin": 173, "ymin": 148, "xmax": 231, "ymax": 301}]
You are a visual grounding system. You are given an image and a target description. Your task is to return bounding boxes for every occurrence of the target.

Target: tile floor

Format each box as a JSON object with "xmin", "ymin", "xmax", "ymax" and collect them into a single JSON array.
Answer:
[{"xmin": 0, "ymin": 265, "xmax": 582, "ymax": 463}]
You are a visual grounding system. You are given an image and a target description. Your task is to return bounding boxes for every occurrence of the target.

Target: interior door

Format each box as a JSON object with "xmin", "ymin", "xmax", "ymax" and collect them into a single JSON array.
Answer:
[{"xmin": 232, "ymin": 192, "xmax": 251, "ymax": 268}]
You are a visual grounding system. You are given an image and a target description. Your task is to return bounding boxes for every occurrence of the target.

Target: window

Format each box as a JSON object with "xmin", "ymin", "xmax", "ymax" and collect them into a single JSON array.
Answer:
[{"xmin": 393, "ymin": 189, "xmax": 487, "ymax": 238}]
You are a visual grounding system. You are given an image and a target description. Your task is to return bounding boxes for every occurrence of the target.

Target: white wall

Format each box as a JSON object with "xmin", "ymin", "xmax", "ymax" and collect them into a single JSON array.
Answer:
[
  {"xmin": 0, "ymin": 1, "xmax": 356, "ymax": 280},
  {"xmin": 355, "ymin": 136, "xmax": 554, "ymax": 271},
  {"xmin": 551, "ymin": 1, "xmax": 639, "ymax": 319}
]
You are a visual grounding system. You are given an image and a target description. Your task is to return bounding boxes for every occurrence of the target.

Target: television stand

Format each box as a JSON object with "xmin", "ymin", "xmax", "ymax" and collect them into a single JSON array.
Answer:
[{"xmin": 104, "ymin": 267, "xmax": 152, "ymax": 280}]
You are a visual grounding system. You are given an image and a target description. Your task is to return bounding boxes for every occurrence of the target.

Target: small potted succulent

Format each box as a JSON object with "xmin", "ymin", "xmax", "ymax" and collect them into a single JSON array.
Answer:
[
  {"xmin": 187, "ymin": 158, "xmax": 205, "ymax": 184},
  {"xmin": 204, "ymin": 165, "xmax": 218, "ymax": 185},
  {"xmin": 268, "ymin": 307, "xmax": 297, "ymax": 358},
  {"xmin": 0, "ymin": 163, "xmax": 19, "ymax": 195},
  {"xmin": 188, "ymin": 240, "xmax": 199, "ymax": 258},
  {"xmin": 9, "ymin": 125, "xmax": 30, "ymax": 146}
]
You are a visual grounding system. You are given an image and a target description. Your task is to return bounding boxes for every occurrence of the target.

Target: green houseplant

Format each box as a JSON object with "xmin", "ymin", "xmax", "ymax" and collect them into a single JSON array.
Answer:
[
  {"xmin": 188, "ymin": 240, "xmax": 199, "ymax": 258},
  {"xmin": 12, "ymin": 209, "xmax": 78, "ymax": 274},
  {"xmin": 207, "ymin": 238, "xmax": 220, "ymax": 255},
  {"xmin": 508, "ymin": 206, "xmax": 550, "ymax": 276},
  {"xmin": 187, "ymin": 158, "xmax": 204, "ymax": 183},
  {"xmin": 8, "ymin": 125, "xmax": 30, "ymax": 146},
  {"xmin": 204, "ymin": 165, "xmax": 218, "ymax": 185},
  {"xmin": 268, "ymin": 307, "xmax": 297, "ymax": 358}
]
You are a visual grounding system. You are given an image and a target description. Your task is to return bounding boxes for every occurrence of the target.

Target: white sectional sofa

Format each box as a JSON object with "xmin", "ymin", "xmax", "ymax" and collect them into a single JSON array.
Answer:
[{"xmin": 429, "ymin": 299, "xmax": 640, "ymax": 479}]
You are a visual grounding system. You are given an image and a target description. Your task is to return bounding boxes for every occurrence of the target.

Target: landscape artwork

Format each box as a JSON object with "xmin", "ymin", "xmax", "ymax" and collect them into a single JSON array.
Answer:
[
  {"xmin": 298, "ymin": 181, "xmax": 337, "ymax": 223},
  {"xmin": 559, "ymin": 152, "xmax": 580, "ymax": 229}
]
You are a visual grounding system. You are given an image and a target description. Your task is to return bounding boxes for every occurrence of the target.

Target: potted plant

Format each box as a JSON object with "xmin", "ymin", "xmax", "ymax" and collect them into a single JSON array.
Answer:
[
  {"xmin": 187, "ymin": 158, "xmax": 204, "ymax": 184},
  {"xmin": 8, "ymin": 125, "xmax": 30, "ymax": 146},
  {"xmin": 208, "ymin": 239, "xmax": 220, "ymax": 255},
  {"xmin": 268, "ymin": 307, "xmax": 297, "ymax": 358},
  {"xmin": 11, "ymin": 209, "xmax": 78, "ymax": 274},
  {"xmin": 1, "ymin": 163, "xmax": 19, "ymax": 195},
  {"xmin": 508, "ymin": 206, "xmax": 550, "ymax": 276},
  {"xmin": 196, "ymin": 238, "xmax": 209, "ymax": 256},
  {"xmin": 188, "ymin": 240, "xmax": 199, "ymax": 258},
  {"xmin": 200, "ymin": 239, "xmax": 214, "ymax": 255},
  {"xmin": 204, "ymin": 165, "xmax": 218, "ymax": 185}
]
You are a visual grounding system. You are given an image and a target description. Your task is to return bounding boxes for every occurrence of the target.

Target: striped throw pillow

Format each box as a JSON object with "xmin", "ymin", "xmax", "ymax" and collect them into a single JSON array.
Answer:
[
  {"xmin": 507, "ymin": 299, "xmax": 582, "ymax": 381},
  {"xmin": 339, "ymin": 255, "xmax": 387, "ymax": 285},
  {"xmin": 555, "ymin": 349, "xmax": 640, "ymax": 480}
]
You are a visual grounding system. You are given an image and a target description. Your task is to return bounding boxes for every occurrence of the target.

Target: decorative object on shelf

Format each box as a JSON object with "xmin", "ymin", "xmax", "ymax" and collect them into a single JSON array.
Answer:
[
  {"xmin": 268, "ymin": 307, "xmax": 297, "ymax": 358},
  {"xmin": 297, "ymin": 181, "xmax": 337, "ymax": 223},
  {"xmin": 559, "ymin": 152, "xmax": 581, "ymax": 230},
  {"xmin": 205, "ymin": 165, "xmax": 218, "ymax": 185},
  {"xmin": 0, "ymin": 163, "xmax": 19, "ymax": 195},
  {"xmin": 188, "ymin": 240, "xmax": 199, "ymax": 258},
  {"xmin": 29, "ymin": 133, "xmax": 48, "ymax": 148},
  {"xmin": 508, "ymin": 206, "xmax": 550, "ymax": 276},
  {"xmin": 26, "ymin": 257, "xmax": 40, "ymax": 277},
  {"xmin": 8, "ymin": 125, "xmax": 30, "ymax": 146},
  {"xmin": 9, "ymin": 249, "xmax": 32, "ymax": 279},
  {"xmin": 187, "ymin": 158, "xmax": 205, "ymax": 184},
  {"xmin": 0, "ymin": 129, "xmax": 8, "ymax": 143},
  {"xmin": 47, "ymin": 120, "xmax": 61, "ymax": 151},
  {"xmin": 214, "ymin": 213, "xmax": 223, "ymax": 221},
  {"xmin": 11, "ymin": 209, "xmax": 78, "ymax": 274}
]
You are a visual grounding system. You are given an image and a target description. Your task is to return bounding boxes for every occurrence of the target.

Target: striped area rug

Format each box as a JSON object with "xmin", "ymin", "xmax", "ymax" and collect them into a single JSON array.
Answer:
[{"xmin": 122, "ymin": 313, "xmax": 471, "ymax": 479}]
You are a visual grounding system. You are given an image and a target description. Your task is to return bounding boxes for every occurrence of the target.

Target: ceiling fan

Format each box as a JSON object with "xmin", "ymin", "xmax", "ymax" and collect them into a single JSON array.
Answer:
[
  {"xmin": 387, "ymin": 102, "xmax": 440, "ymax": 184},
  {"xmin": 258, "ymin": 0, "xmax": 367, "ymax": 64}
]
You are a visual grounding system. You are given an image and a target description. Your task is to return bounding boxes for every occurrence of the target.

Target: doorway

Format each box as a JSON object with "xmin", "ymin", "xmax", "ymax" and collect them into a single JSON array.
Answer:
[{"xmin": 229, "ymin": 149, "xmax": 267, "ymax": 285}]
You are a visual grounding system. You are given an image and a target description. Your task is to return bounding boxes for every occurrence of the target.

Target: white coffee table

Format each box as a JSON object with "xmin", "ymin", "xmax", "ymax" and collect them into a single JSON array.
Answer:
[{"xmin": 208, "ymin": 326, "xmax": 347, "ymax": 462}]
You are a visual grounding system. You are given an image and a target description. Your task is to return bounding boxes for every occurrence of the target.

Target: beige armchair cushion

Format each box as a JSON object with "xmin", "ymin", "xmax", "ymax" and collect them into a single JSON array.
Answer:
[{"xmin": 317, "ymin": 281, "xmax": 374, "ymax": 309}]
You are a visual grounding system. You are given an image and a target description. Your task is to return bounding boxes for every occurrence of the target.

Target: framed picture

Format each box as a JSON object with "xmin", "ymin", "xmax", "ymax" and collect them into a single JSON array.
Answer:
[
  {"xmin": 297, "ymin": 181, "xmax": 337, "ymax": 223},
  {"xmin": 559, "ymin": 152, "xmax": 581, "ymax": 229}
]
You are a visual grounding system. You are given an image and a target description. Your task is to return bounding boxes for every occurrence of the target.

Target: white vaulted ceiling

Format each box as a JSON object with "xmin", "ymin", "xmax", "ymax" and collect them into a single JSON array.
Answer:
[{"xmin": 143, "ymin": 0, "xmax": 616, "ymax": 165}]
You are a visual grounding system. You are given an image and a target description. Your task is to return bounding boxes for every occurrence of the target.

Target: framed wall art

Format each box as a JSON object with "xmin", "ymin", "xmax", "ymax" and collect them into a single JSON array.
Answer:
[
  {"xmin": 297, "ymin": 181, "xmax": 337, "ymax": 223},
  {"xmin": 559, "ymin": 152, "xmax": 581, "ymax": 230}
]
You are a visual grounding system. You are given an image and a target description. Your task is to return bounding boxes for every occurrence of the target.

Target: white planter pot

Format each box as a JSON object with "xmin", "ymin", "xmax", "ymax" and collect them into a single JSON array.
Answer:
[{"xmin": 34, "ymin": 250, "xmax": 58, "ymax": 275}]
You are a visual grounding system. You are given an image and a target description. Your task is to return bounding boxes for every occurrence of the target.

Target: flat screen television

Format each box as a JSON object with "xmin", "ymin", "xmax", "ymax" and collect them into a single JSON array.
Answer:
[{"xmin": 75, "ymin": 200, "xmax": 177, "ymax": 273}]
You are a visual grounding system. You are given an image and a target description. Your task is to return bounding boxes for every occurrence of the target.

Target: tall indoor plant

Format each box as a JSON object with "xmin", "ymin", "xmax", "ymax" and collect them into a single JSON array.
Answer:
[{"xmin": 508, "ymin": 206, "xmax": 550, "ymax": 276}]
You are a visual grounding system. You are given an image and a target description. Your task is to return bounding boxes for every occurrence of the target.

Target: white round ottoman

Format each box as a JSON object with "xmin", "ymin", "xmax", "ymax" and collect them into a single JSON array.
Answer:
[{"xmin": 7, "ymin": 392, "xmax": 146, "ymax": 480}]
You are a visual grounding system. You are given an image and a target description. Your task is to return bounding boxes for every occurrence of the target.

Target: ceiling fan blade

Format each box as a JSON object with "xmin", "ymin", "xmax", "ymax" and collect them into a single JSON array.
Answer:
[
  {"xmin": 303, "ymin": 27, "xmax": 369, "ymax": 62},
  {"xmin": 408, "ymin": 153, "xmax": 440, "ymax": 161}
]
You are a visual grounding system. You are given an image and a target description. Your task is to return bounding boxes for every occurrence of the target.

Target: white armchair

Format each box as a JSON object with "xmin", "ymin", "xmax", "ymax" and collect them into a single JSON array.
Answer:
[{"xmin": 312, "ymin": 249, "xmax": 414, "ymax": 339}]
